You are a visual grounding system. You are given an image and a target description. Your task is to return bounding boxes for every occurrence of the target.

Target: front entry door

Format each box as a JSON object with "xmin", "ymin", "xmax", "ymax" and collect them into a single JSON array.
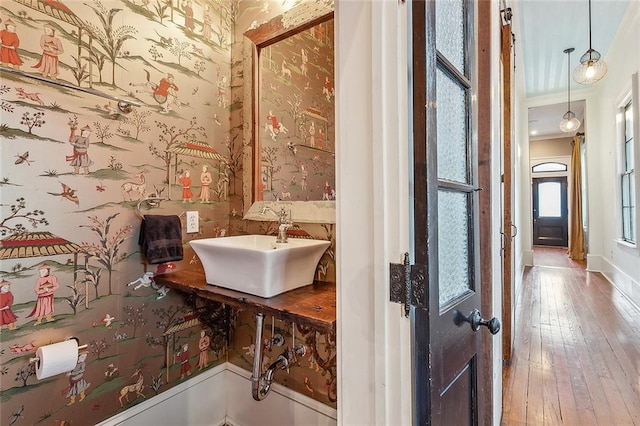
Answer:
[
  {"xmin": 410, "ymin": 1, "xmax": 499, "ymax": 424},
  {"xmin": 532, "ymin": 177, "xmax": 569, "ymax": 246}
]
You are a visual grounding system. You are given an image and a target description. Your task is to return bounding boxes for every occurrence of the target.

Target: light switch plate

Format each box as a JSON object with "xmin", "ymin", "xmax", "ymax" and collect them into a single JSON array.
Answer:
[{"xmin": 186, "ymin": 211, "xmax": 199, "ymax": 233}]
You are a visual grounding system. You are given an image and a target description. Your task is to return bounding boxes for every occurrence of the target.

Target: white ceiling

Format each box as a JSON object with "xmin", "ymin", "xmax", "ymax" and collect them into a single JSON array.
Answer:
[
  {"xmin": 528, "ymin": 100, "xmax": 585, "ymax": 140},
  {"xmin": 516, "ymin": 0, "xmax": 630, "ymax": 139}
]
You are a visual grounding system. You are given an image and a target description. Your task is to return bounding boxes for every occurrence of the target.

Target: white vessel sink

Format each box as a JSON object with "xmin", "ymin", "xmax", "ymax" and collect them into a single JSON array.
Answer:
[{"xmin": 189, "ymin": 235, "xmax": 330, "ymax": 298}]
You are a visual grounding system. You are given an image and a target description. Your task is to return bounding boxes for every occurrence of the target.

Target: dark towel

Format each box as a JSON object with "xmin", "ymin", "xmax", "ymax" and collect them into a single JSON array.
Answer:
[{"xmin": 138, "ymin": 215, "xmax": 183, "ymax": 264}]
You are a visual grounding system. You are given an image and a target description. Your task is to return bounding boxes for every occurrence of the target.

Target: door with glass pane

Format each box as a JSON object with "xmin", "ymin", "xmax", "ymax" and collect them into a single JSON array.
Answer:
[
  {"xmin": 532, "ymin": 177, "xmax": 568, "ymax": 246},
  {"xmin": 410, "ymin": 0, "xmax": 498, "ymax": 424}
]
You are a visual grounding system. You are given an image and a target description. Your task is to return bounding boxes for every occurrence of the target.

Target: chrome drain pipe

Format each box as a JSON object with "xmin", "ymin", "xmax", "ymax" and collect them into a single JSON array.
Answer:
[{"xmin": 251, "ymin": 313, "xmax": 266, "ymax": 401}]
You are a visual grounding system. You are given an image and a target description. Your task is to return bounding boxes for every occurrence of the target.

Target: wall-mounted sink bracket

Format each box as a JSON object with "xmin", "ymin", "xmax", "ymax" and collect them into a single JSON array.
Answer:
[{"xmin": 180, "ymin": 292, "xmax": 235, "ymax": 348}]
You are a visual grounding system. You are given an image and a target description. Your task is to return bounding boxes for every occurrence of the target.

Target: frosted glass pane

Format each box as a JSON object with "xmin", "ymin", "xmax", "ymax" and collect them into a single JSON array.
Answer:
[
  {"xmin": 538, "ymin": 182, "xmax": 561, "ymax": 217},
  {"xmin": 436, "ymin": 0, "xmax": 465, "ymax": 71},
  {"xmin": 437, "ymin": 69, "xmax": 468, "ymax": 183},
  {"xmin": 438, "ymin": 190, "xmax": 471, "ymax": 307}
]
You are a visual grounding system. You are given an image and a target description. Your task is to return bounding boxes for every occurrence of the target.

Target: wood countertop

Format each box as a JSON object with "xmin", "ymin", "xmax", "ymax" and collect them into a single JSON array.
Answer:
[{"xmin": 155, "ymin": 269, "xmax": 336, "ymax": 331}]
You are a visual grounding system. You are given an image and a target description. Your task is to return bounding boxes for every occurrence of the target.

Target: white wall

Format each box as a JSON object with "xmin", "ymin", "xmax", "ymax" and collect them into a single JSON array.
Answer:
[
  {"xmin": 489, "ymin": 2, "xmax": 504, "ymax": 424},
  {"xmin": 97, "ymin": 364, "xmax": 337, "ymax": 426},
  {"xmin": 587, "ymin": 1, "xmax": 640, "ymax": 307},
  {"xmin": 335, "ymin": 1, "xmax": 412, "ymax": 425}
]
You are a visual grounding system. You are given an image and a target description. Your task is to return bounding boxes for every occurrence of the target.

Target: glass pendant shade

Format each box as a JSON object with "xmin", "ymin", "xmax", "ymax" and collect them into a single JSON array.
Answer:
[
  {"xmin": 559, "ymin": 111, "xmax": 581, "ymax": 132},
  {"xmin": 573, "ymin": 0, "xmax": 607, "ymax": 85},
  {"xmin": 560, "ymin": 48, "xmax": 581, "ymax": 133},
  {"xmin": 573, "ymin": 49, "xmax": 608, "ymax": 84}
]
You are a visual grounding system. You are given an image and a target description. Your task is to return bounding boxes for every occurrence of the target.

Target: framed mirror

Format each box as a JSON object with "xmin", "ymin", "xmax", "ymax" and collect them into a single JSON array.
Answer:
[{"xmin": 242, "ymin": 4, "xmax": 335, "ymax": 224}]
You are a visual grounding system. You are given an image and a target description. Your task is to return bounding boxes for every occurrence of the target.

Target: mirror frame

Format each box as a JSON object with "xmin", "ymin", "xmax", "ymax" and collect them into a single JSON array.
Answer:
[{"xmin": 242, "ymin": 4, "xmax": 335, "ymax": 223}]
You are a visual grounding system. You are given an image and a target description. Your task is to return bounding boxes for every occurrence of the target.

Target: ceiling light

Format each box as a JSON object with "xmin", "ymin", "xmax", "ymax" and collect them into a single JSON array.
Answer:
[
  {"xmin": 560, "ymin": 48, "xmax": 581, "ymax": 133},
  {"xmin": 573, "ymin": 0, "xmax": 607, "ymax": 84}
]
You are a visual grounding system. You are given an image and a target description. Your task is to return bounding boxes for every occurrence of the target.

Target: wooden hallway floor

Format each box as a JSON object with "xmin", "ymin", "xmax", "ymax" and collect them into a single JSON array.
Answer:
[{"xmin": 501, "ymin": 252, "xmax": 640, "ymax": 425}]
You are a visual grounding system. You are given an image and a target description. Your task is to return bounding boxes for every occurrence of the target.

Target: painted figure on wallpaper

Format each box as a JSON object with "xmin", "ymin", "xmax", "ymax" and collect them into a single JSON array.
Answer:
[
  {"xmin": 182, "ymin": 0, "xmax": 195, "ymax": 32},
  {"xmin": 176, "ymin": 343, "xmax": 192, "ymax": 379},
  {"xmin": 199, "ymin": 165, "xmax": 212, "ymax": 203},
  {"xmin": 201, "ymin": 5, "xmax": 213, "ymax": 39},
  {"xmin": 285, "ymin": 141, "xmax": 296, "ymax": 156},
  {"xmin": 178, "ymin": 170, "xmax": 193, "ymax": 202},
  {"xmin": 265, "ymin": 110, "xmax": 288, "ymax": 141},
  {"xmin": 316, "ymin": 22, "xmax": 325, "ymax": 42},
  {"xmin": 118, "ymin": 368, "xmax": 145, "ymax": 407},
  {"xmin": 127, "ymin": 271, "xmax": 170, "ymax": 300},
  {"xmin": 301, "ymin": 165, "xmax": 308, "ymax": 190},
  {"xmin": 323, "ymin": 76, "xmax": 334, "ymax": 101},
  {"xmin": 121, "ymin": 172, "xmax": 147, "ymax": 201},
  {"xmin": 317, "ymin": 128, "xmax": 325, "ymax": 149},
  {"xmin": 323, "ymin": 181, "xmax": 335, "ymax": 201},
  {"xmin": 309, "ymin": 121, "xmax": 316, "ymax": 147},
  {"xmin": 0, "ymin": 279, "xmax": 18, "ymax": 331},
  {"xmin": 67, "ymin": 124, "xmax": 94, "ymax": 175},
  {"xmin": 217, "ymin": 74, "xmax": 227, "ymax": 108},
  {"xmin": 15, "ymin": 87, "xmax": 45, "ymax": 106},
  {"xmin": 32, "ymin": 24, "xmax": 64, "ymax": 79},
  {"xmin": 64, "ymin": 350, "xmax": 91, "ymax": 405},
  {"xmin": 102, "ymin": 313, "xmax": 115, "ymax": 327},
  {"xmin": 154, "ymin": 73, "xmax": 180, "ymax": 114},
  {"xmin": 0, "ymin": 19, "xmax": 23, "ymax": 69},
  {"xmin": 47, "ymin": 182, "xmax": 80, "ymax": 206},
  {"xmin": 27, "ymin": 263, "xmax": 60, "ymax": 325},
  {"xmin": 197, "ymin": 330, "xmax": 210, "ymax": 370},
  {"xmin": 280, "ymin": 59, "xmax": 292, "ymax": 80},
  {"xmin": 131, "ymin": 71, "xmax": 180, "ymax": 114},
  {"xmin": 301, "ymin": 48, "xmax": 308, "ymax": 76}
]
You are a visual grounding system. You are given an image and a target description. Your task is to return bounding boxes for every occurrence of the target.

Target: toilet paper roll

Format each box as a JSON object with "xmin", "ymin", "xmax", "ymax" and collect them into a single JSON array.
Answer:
[{"xmin": 35, "ymin": 339, "xmax": 79, "ymax": 380}]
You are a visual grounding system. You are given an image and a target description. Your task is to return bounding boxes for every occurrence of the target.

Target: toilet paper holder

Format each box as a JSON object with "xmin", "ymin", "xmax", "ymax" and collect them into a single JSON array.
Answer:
[{"xmin": 29, "ymin": 338, "xmax": 88, "ymax": 366}]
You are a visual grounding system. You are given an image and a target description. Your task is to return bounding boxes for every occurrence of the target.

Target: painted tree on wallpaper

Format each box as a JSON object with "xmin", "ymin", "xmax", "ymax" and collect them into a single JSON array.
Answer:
[
  {"xmin": 80, "ymin": 214, "xmax": 132, "ymax": 296},
  {"xmin": 84, "ymin": 0, "xmax": 138, "ymax": 86},
  {"xmin": 0, "ymin": 198, "xmax": 48, "ymax": 236}
]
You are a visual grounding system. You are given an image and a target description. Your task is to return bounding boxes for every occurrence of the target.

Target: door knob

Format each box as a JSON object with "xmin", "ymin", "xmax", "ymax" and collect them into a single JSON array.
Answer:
[{"xmin": 453, "ymin": 309, "xmax": 501, "ymax": 335}]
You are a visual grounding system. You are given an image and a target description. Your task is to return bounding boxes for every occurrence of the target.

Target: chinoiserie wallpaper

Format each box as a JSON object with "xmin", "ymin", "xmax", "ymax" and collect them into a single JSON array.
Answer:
[{"xmin": 0, "ymin": 0, "xmax": 336, "ymax": 424}]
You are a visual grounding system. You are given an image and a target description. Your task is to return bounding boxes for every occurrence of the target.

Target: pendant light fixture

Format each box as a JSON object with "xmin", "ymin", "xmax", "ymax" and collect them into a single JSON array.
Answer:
[
  {"xmin": 560, "ymin": 48, "xmax": 581, "ymax": 133},
  {"xmin": 573, "ymin": 0, "xmax": 607, "ymax": 84}
]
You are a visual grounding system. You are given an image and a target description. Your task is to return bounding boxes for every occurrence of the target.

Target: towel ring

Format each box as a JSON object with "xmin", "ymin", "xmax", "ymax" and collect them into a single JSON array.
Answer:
[{"xmin": 136, "ymin": 196, "xmax": 166, "ymax": 219}]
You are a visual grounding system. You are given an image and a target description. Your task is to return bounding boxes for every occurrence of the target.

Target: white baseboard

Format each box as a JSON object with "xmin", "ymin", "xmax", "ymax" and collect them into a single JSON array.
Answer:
[
  {"xmin": 98, "ymin": 363, "xmax": 337, "ymax": 426},
  {"xmin": 97, "ymin": 363, "xmax": 227, "ymax": 426},
  {"xmin": 586, "ymin": 254, "xmax": 603, "ymax": 272},
  {"xmin": 225, "ymin": 363, "xmax": 337, "ymax": 426},
  {"xmin": 599, "ymin": 257, "xmax": 640, "ymax": 312},
  {"xmin": 522, "ymin": 250, "xmax": 534, "ymax": 267}
]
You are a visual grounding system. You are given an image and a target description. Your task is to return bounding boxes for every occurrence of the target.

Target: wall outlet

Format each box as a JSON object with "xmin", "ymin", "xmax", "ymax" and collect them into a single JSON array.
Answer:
[{"xmin": 186, "ymin": 211, "xmax": 199, "ymax": 233}]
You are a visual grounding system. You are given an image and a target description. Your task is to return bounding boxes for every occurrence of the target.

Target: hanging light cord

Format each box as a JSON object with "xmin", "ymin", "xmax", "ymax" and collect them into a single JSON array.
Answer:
[
  {"xmin": 567, "ymin": 50, "xmax": 571, "ymax": 112},
  {"xmin": 565, "ymin": 48, "xmax": 573, "ymax": 114},
  {"xmin": 588, "ymin": 0, "xmax": 593, "ymax": 51}
]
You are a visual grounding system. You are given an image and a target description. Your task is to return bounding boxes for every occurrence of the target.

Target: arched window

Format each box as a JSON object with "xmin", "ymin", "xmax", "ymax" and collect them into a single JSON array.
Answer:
[{"xmin": 532, "ymin": 162, "xmax": 567, "ymax": 173}]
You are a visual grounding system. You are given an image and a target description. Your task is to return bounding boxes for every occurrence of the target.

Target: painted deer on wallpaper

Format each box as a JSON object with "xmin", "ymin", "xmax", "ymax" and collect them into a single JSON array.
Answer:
[
  {"xmin": 118, "ymin": 368, "xmax": 145, "ymax": 407},
  {"xmin": 121, "ymin": 172, "xmax": 146, "ymax": 201},
  {"xmin": 281, "ymin": 59, "xmax": 292, "ymax": 80}
]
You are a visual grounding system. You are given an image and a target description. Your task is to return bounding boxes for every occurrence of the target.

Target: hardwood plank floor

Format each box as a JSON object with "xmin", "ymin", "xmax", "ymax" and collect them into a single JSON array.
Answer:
[{"xmin": 501, "ymin": 258, "xmax": 640, "ymax": 425}]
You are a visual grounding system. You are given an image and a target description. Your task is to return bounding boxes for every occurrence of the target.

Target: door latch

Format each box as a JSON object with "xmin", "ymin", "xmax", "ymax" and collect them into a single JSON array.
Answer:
[{"xmin": 389, "ymin": 252, "xmax": 427, "ymax": 317}]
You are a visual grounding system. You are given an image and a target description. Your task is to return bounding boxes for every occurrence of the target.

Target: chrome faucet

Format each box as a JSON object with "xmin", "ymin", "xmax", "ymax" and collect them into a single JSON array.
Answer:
[{"xmin": 260, "ymin": 206, "xmax": 292, "ymax": 243}]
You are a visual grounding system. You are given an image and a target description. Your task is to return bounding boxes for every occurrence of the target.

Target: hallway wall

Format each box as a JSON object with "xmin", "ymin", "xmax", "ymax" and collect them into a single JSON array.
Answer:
[
  {"xmin": 587, "ymin": 0, "xmax": 640, "ymax": 308},
  {"xmin": 513, "ymin": 0, "xmax": 640, "ymax": 308}
]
